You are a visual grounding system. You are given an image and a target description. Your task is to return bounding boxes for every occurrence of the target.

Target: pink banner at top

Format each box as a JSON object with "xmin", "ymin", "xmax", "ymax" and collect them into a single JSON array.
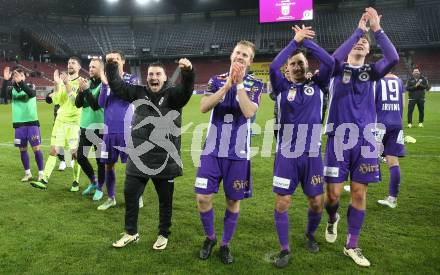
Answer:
[{"xmin": 259, "ymin": 0, "xmax": 313, "ymax": 23}]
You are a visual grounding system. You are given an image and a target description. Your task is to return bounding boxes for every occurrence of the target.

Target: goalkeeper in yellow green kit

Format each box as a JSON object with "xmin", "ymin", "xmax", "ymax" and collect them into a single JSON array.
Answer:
[{"xmin": 31, "ymin": 56, "xmax": 83, "ymax": 191}]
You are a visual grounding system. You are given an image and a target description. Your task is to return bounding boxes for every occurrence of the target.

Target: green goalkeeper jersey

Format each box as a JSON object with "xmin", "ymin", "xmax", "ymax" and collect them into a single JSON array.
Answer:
[
  {"xmin": 79, "ymin": 81, "xmax": 104, "ymax": 129},
  {"xmin": 11, "ymin": 86, "xmax": 39, "ymax": 127}
]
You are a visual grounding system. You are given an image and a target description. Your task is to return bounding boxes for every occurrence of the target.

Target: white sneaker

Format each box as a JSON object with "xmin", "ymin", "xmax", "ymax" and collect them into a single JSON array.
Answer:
[
  {"xmin": 407, "ymin": 123, "xmax": 412, "ymax": 128},
  {"xmin": 21, "ymin": 173, "xmax": 33, "ymax": 182},
  {"xmin": 153, "ymin": 235, "xmax": 168, "ymax": 250},
  {"xmin": 37, "ymin": 173, "xmax": 44, "ymax": 181},
  {"xmin": 97, "ymin": 198, "xmax": 116, "ymax": 210},
  {"xmin": 58, "ymin": 161, "xmax": 66, "ymax": 171},
  {"xmin": 377, "ymin": 196, "xmax": 397, "ymax": 209},
  {"xmin": 343, "ymin": 247, "xmax": 371, "ymax": 267},
  {"xmin": 139, "ymin": 196, "xmax": 144, "ymax": 208},
  {"xmin": 112, "ymin": 232, "xmax": 140, "ymax": 248},
  {"xmin": 418, "ymin": 123, "xmax": 423, "ymax": 128},
  {"xmin": 325, "ymin": 213, "xmax": 340, "ymax": 243},
  {"xmin": 343, "ymin": 185, "xmax": 351, "ymax": 192}
]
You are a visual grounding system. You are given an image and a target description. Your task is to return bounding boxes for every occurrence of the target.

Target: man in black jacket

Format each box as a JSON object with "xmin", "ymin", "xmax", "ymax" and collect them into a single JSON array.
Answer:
[
  {"xmin": 406, "ymin": 68, "xmax": 429, "ymax": 128},
  {"xmin": 105, "ymin": 58, "xmax": 195, "ymax": 250}
]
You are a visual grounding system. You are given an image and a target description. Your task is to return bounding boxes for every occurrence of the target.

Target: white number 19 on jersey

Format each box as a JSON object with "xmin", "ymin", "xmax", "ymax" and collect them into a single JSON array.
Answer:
[{"xmin": 381, "ymin": 79, "xmax": 399, "ymax": 101}]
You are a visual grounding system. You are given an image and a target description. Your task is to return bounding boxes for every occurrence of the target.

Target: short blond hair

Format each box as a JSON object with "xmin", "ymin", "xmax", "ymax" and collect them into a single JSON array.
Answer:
[{"xmin": 235, "ymin": 40, "xmax": 256, "ymax": 60}]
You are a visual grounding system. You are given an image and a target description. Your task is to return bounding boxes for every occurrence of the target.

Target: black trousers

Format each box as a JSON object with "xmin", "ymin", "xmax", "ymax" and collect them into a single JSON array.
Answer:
[
  {"xmin": 76, "ymin": 128, "xmax": 105, "ymax": 184},
  {"xmin": 408, "ymin": 97, "xmax": 425, "ymax": 124},
  {"xmin": 124, "ymin": 174, "xmax": 174, "ymax": 237}
]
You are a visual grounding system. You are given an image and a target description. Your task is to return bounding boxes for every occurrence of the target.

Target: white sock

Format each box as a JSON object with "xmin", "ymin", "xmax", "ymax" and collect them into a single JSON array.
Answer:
[{"xmin": 25, "ymin": 169, "xmax": 31, "ymax": 175}]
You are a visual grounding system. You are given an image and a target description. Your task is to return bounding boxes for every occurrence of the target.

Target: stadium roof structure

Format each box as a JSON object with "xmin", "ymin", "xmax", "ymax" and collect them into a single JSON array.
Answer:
[{"xmin": 0, "ymin": 0, "xmax": 337, "ymax": 16}]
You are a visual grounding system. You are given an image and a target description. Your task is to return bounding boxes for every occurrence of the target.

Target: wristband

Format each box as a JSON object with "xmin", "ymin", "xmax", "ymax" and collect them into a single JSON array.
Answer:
[{"xmin": 236, "ymin": 83, "xmax": 245, "ymax": 91}]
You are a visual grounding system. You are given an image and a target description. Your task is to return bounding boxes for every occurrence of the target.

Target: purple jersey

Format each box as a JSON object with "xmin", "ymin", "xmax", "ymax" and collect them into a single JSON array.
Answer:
[
  {"xmin": 99, "ymin": 73, "xmax": 138, "ymax": 134},
  {"xmin": 325, "ymin": 28, "xmax": 399, "ymax": 138},
  {"xmin": 269, "ymin": 39, "xmax": 334, "ymax": 154},
  {"xmin": 376, "ymin": 76, "xmax": 404, "ymax": 130},
  {"xmin": 202, "ymin": 73, "xmax": 263, "ymax": 160}
]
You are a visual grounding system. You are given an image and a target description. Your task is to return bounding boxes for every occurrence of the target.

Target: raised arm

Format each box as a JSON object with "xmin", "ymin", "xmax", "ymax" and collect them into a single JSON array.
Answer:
[
  {"xmin": 302, "ymin": 39, "xmax": 334, "ymax": 86},
  {"xmin": 17, "ymin": 81, "xmax": 36, "ymax": 98},
  {"xmin": 333, "ymin": 28, "xmax": 364, "ymax": 64},
  {"xmin": 200, "ymin": 73, "xmax": 231, "ymax": 113},
  {"xmin": 371, "ymin": 30, "xmax": 399, "ymax": 79},
  {"xmin": 269, "ymin": 39, "xmax": 298, "ymax": 95},
  {"xmin": 105, "ymin": 62, "xmax": 144, "ymax": 103},
  {"xmin": 78, "ymin": 78, "xmax": 101, "ymax": 111},
  {"xmin": 366, "ymin": 7, "xmax": 399, "ymax": 79},
  {"xmin": 234, "ymin": 63, "xmax": 258, "ymax": 118},
  {"xmin": 1, "ymin": 79, "xmax": 11, "ymax": 100},
  {"xmin": 168, "ymin": 58, "xmax": 195, "ymax": 109}
]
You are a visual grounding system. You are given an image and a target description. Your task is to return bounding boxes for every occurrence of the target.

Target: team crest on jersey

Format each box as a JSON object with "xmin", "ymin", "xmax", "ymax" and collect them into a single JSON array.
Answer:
[
  {"xmin": 207, "ymin": 79, "xmax": 214, "ymax": 91},
  {"xmin": 304, "ymin": 86, "xmax": 314, "ymax": 96},
  {"xmin": 287, "ymin": 86, "xmax": 297, "ymax": 101},
  {"xmin": 342, "ymin": 70, "xmax": 352, "ymax": 83},
  {"xmin": 359, "ymin": 72, "xmax": 370, "ymax": 81}
]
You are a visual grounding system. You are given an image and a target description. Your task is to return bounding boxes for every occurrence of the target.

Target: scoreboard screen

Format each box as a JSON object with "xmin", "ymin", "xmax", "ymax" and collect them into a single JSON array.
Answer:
[{"xmin": 259, "ymin": 0, "xmax": 313, "ymax": 23}]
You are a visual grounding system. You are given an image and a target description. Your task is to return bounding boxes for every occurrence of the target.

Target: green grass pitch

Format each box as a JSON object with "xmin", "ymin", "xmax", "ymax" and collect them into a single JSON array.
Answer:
[{"xmin": 0, "ymin": 93, "xmax": 439, "ymax": 274}]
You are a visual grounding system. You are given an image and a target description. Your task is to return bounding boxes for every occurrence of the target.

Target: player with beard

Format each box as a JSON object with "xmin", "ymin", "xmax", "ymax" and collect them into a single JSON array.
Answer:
[
  {"xmin": 97, "ymin": 51, "xmax": 141, "ymax": 208},
  {"xmin": 74, "ymin": 58, "xmax": 106, "ymax": 204},
  {"xmin": 269, "ymin": 25, "xmax": 334, "ymax": 268},
  {"xmin": 106, "ymin": 59, "xmax": 195, "ymax": 250},
  {"xmin": 30, "ymin": 56, "xmax": 83, "ymax": 191},
  {"xmin": 2, "ymin": 67, "xmax": 44, "ymax": 182},
  {"xmin": 195, "ymin": 40, "xmax": 263, "ymax": 264},
  {"xmin": 323, "ymin": 8, "xmax": 399, "ymax": 267}
]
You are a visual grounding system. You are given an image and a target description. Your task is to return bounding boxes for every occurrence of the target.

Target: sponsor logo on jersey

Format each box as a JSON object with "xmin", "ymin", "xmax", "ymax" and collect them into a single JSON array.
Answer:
[
  {"xmin": 358, "ymin": 163, "xmax": 379, "ymax": 174},
  {"xmin": 195, "ymin": 177, "xmax": 208, "ymax": 189},
  {"xmin": 324, "ymin": 166, "xmax": 339, "ymax": 177},
  {"xmin": 233, "ymin": 180, "xmax": 249, "ymax": 191},
  {"xmin": 311, "ymin": 175, "xmax": 324, "ymax": 186},
  {"xmin": 273, "ymin": 176, "xmax": 290, "ymax": 189}
]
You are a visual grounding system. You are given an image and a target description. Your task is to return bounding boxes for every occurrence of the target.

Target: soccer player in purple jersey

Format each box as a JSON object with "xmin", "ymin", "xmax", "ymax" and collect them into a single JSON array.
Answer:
[
  {"xmin": 376, "ymin": 73, "xmax": 405, "ymax": 208},
  {"xmin": 269, "ymin": 25, "xmax": 334, "ymax": 268},
  {"xmin": 2, "ymin": 67, "xmax": 44, "ymax": 182},
  {"xmin": 195, "ymin": 40, "xmax": 263, "ymax": 264},
  {"xmin": 97, "ymin": 50, "xmax": 140, "ymax": 208},
  {"xmin": 323, "ymin": 8, "xmax": 399, "ymax": 267}
]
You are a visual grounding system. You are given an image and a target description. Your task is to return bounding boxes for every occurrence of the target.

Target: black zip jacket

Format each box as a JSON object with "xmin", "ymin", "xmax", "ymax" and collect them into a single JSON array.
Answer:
[{"xmin": 106, "ymin": 62, "xmax": 195, "ymax": 178}]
